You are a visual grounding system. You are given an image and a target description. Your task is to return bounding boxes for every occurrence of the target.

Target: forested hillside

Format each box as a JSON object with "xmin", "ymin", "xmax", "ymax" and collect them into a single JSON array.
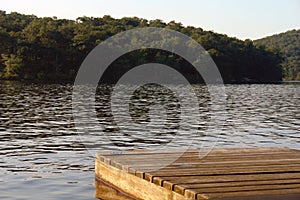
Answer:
[
  {"xmin": 255, "ymin": 29, "xmax": 300, "ymax": 80},
  {"xmin": 0, "ymin": 11, "xmax": 283, "ymax": 83}
]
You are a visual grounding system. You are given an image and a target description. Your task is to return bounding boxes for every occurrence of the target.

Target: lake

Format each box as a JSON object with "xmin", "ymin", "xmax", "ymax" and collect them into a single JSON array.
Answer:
[{"xmin": 0, "ymin": 81, "xmax": 299, "ymax": 200}]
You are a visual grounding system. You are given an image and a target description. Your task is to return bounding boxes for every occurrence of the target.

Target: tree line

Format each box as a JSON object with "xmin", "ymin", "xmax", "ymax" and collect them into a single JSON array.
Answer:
[
  {"xmin": 254, "ymin": 29, "xmax": 300, "ymax": 81},
  {"xmin": 0, "ymin": 11, "xmax": 283, "ymax": 83}
]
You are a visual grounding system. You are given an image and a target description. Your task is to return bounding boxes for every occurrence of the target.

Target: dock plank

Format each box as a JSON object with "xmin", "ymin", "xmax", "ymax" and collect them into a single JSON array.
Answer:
[{"xmin": 95, "ymin": 147, "xmax": 300, "ymax": 200}]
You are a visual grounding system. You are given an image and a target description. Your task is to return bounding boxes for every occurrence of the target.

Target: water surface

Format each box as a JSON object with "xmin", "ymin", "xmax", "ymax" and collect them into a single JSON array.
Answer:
[{"xmin": 0, "ymin": 81, "xmax": 299, "ymax": 199}]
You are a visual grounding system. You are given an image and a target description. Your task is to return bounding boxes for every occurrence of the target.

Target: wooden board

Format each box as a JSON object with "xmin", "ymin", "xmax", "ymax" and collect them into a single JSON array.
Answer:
[
  {"xmin": 95, "ymin": 147, "xmax": 300, "ymax": 200},
  {"xmin": 95, "ymin": 178, "xmax": 136, "ymax": 200}
]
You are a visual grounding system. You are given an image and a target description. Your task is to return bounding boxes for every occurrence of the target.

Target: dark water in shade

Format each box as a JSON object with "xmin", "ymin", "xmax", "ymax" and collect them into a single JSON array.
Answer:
[{"xmin": 0, "ymin": 81, "xmax": 299, "ymax": 199}]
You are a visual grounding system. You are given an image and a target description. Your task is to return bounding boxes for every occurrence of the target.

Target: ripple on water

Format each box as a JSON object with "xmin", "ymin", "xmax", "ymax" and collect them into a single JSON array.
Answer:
[{"xmin": 0, "ymin": 81, "xmax": 299, "ymax": 199}]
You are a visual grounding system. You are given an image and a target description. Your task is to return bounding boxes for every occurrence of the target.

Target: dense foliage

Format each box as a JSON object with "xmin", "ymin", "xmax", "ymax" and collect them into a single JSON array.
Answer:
[
  {"xmin": 0, "ymin": 11, "xmax": 283, "ymax": 83},
  {"xmin": 255, "ymin": 29, "xmax": 300, "ymax": 80}
]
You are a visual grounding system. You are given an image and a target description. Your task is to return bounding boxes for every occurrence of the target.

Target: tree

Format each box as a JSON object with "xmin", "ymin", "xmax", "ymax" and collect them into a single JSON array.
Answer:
[
  {"xmin": 0, "ymin": 11, "xmax": 285, "ymax": 83},
  {"xmin": 295, "ymin": 72, "xmax": 300, "ymax": 81},
  {"xmin": 255, "ymin": 29, "xmax": 300, "ymax": 80},
  {"xmin": 1, "ymin": 54, "xmax": 23, "ymax": 79}
]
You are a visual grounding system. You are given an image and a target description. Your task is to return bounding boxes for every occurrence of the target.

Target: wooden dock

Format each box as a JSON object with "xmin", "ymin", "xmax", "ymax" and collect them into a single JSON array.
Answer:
[{"xmin": 95, "ymin": 147, "xmax": 300, "ymax": 200}]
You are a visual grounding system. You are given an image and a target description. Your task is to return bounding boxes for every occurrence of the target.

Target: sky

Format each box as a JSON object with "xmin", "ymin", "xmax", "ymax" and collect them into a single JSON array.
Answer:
[{"xmin": 1, "ymin": 0, "xmax": 300, "ymax": 40}]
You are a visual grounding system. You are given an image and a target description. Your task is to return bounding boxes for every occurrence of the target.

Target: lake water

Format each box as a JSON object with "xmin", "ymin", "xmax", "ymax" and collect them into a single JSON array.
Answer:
[{"xmin": 0, "ymin": 81, "xmax": 299, "ymax": 200}]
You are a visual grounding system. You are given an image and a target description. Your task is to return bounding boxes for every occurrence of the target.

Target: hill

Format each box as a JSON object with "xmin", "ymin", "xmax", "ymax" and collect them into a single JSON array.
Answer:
[
  {"xmin": 255, "ymin": 29, "xmax": 300, "ymax": 80},
  {"xmin": 0, "ymin": 11, "xmax": 283, "ymax": 83}
]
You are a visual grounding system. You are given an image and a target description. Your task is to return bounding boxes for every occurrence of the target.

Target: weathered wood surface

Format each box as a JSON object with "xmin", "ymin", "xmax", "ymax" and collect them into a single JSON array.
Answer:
[
  {"xmin": 95, "ymin": 178, "xmax": 136, "ymax": 200},
  {"xmin": 95, "ymin": 147, "xmax": 300, "ymax": 200}
]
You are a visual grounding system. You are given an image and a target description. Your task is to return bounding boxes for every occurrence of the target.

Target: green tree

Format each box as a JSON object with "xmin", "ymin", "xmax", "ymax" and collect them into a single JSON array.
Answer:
[
  {"xmin": 0, "ymin": 10, "xmax": 285, "ymax": 83},
  {"xmin": 255, "ymin": 29, "xmax": 300, "ymax": 80},
  {"xmin": 295, "ymin": 72, "xmax": 300, "ymax": 81},
  {"xmin": 1, "ymin": 54, "xmax": 23, "ymax": 78}
]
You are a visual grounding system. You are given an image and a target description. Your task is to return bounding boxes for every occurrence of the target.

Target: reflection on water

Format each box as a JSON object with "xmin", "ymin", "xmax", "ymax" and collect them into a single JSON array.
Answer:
[{"xmin": 0, "ymin": 81, "xmax": 299, "ymax": 199}]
